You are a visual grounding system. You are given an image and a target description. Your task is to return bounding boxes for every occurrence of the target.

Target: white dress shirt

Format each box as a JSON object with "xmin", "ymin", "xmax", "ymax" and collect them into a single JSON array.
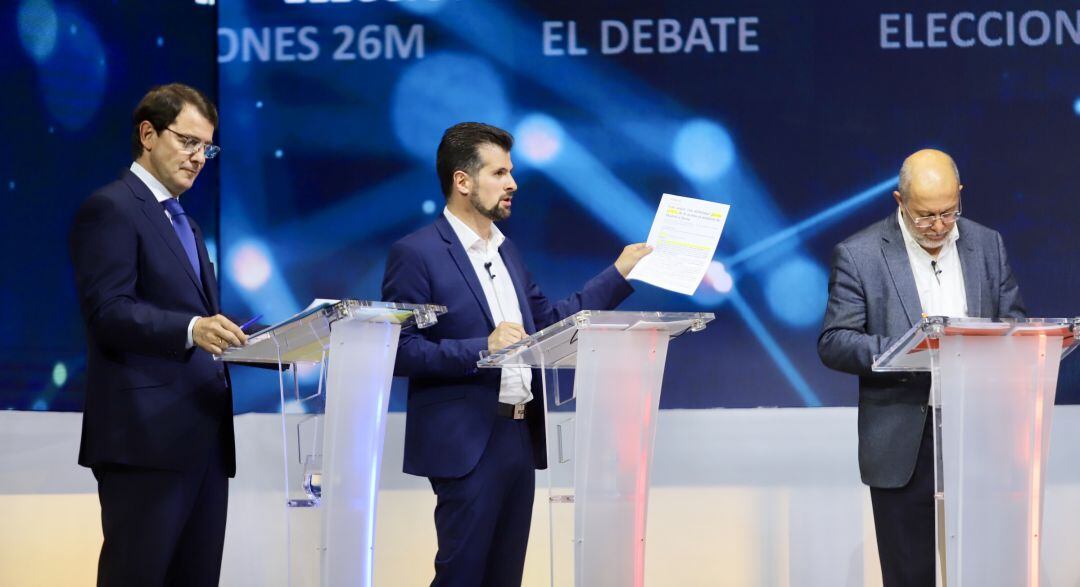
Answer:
[
  {"xmin": 130, "ymin": 161, "xmax": 200, "ymax": 349},
  {"xmin": 896, "ymin": 207, "xmax": 968, "ymax": 319},
  {"xmin": 443, "ymin": 208, "xmax": 533, "ymax": 405}
]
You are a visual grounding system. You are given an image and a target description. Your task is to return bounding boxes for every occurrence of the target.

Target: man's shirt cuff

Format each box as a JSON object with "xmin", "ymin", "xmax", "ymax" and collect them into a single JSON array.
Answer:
[{"xmin": 186, "ymin": 316, "xmax": 199, "ymax": 349}]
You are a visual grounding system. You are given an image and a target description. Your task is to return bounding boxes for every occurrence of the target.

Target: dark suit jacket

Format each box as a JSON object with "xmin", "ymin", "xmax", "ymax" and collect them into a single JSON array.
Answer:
[
  {"xmin": 69, "ymin": 170, "xmax": 235, "ymax": 476},
  {"xmin": 818, "ymin": 214, "xmax": 1025, "ymax": 488},
  {"xmin": 381, "ymin": 215, "xmax": 634, "ymax": 479}
]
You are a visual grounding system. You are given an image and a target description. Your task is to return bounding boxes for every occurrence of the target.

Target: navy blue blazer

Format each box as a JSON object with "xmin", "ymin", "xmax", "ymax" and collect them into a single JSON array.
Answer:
[
  {"xmin": 818, "ymin": 214, "xmax": 1025, "ymax": 488},
  {"xmin": 382, "ymin": 215, "xmax": 634, "ymax": 478},
  {"xmin": 69, "ymin": 170, "xmax": 235, "ymax": 476}
]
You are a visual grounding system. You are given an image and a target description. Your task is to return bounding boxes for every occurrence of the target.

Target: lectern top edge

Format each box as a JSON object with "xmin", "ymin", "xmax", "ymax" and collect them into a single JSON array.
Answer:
[
  {"xmin": 219, "ymin": 299, "xmax": 447, "ymax": 364},
  {"xmin": 477, "ymin": 309, "xmax": 716, "ymax": 369},
  {"xmin": 872, "ymin": 315, "xmax": 1079, "ymax": 373}
]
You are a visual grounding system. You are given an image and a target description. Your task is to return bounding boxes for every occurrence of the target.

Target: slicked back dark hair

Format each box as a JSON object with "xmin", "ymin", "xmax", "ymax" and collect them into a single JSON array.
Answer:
[
  {"xmin": 436, "ymin": 122, "xmax": 514, "ymax": 199},
  {"xmin": 130, "ymin": 83, "xmax": 218, "ymax": 160}
]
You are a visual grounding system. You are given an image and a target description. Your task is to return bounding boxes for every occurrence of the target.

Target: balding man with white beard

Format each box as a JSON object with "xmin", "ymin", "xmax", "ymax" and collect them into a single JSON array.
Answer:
[{"xmin": 818, "ymin": 149, "xmax": 1026, "ymax": 586}]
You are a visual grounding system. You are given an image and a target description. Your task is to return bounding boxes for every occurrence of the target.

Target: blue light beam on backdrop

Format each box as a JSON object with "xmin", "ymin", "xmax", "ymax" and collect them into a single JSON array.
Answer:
[
  {"xmin": 272, "ymin": 169, "xmax": 435, "ymax": 264},
  {"xmin": 513, "ymin": 114, "xmax": 653, "ymax": 242},
  {"xmin": 727, "ymin": 176, "xmax": 898, "ymax": 268},
  {"xmin": 730, "ymin": 288, "xmax": 822, "ymax": 407}
]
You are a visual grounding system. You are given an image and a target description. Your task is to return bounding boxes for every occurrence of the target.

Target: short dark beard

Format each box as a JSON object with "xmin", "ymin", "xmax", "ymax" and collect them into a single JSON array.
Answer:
[{"xmin": 470, "ymin": 190, "xmax": 510, "ymax": 221}]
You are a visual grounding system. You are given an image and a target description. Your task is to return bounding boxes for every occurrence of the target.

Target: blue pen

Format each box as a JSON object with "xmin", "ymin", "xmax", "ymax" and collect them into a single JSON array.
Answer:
[{"xmin": 238, "ymin": 314, "xmax": 263, "ymax": 332}]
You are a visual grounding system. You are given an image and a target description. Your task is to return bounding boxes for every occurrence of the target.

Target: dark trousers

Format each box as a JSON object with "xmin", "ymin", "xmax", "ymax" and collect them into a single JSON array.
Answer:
[
  {"xmin": 428, "ymin": 417, "xmax": 536, "ymax": 587},
  {"xmin": 869, "ymin": 416, "xmax": 936, "ymax": 587},
  {"xmin": 93, "ymin": 439, "xmax": 229, "ymax": 587}
]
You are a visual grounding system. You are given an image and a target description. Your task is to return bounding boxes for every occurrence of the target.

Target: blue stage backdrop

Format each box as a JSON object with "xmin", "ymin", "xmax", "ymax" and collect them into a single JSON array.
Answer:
[
  {"xmin": 1, "ymin": 0, "xmax": 218, "ymax": 411},
  {"xmin": 217, "ymin": 0, "xmax": 1080, "ymax": 413},
  {"xmin": 5, "ymin": 2, "xmax": 1078, "ymax": 413}
]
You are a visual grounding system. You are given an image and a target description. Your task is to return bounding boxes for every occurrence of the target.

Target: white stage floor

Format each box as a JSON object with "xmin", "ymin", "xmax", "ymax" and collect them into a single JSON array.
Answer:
[{"xmin": 4, "ymin": 407, "xmax": 1080, "ymax": 586}]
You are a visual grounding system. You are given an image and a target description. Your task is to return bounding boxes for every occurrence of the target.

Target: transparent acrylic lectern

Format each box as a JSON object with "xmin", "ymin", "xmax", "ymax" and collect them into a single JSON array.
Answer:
[
  {"xmin": 873, "ymin": 316, "xmax": 1079, "ymax": 586},
  {"xmin": 478, "ymin": 310, "xmax": 714, "ymax": 587},
  {"xmin": 220, "ymin": 300, "xmax": 445, "ymax": 587}
]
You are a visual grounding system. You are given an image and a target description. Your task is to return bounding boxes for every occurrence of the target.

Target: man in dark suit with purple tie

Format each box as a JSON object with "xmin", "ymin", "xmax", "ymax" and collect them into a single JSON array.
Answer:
[
  {"xmin": 382, "ymin": 122, "xmax": 652, "ymax": 586},
  {"xmin": 69, "ymin": 83, "xmax": 247, "ymax": 586}
]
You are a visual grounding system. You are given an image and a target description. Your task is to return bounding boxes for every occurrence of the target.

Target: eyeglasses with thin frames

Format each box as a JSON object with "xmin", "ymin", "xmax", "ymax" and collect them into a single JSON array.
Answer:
[
  {"xmin": 165, "ymin": 127, "xmax": 221, "ymax": 159},
  {"xmin": 902, "ymin": 197, "xmax": 962, "ymax": 229}
]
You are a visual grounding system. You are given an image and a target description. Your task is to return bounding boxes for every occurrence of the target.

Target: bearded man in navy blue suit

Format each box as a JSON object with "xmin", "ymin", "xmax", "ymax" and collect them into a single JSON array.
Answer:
[
  {"xmin": 382, "ymin": 122, "xmax": 652, "ymax": 586},
  {"xmin": 69, "ymin": 83, "xmax": 248, "ymax": 586}
]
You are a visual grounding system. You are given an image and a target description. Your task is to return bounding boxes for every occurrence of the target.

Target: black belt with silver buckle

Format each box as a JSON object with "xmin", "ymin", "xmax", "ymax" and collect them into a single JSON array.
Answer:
[{"xmin": 497, "ymin": 402, "xmax": 527, "ymax": 420}]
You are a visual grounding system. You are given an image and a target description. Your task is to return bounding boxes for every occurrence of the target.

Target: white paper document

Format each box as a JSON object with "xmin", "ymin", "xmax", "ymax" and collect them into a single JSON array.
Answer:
[{"xmin": 627, "ymin": 193, "xmax": 731, "ymax": 295}]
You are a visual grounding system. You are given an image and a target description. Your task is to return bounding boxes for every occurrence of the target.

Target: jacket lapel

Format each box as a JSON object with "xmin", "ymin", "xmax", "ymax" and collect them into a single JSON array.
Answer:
[
  {"xmin": 124, "ymin": 172, "xmax": 211, "ymax": 310},
  {"xmin": 880, "ymin": 215, "xmax": 922, "ymax": 327},
  {"xmin": 956, "ymin": 220, "xmax": 984, "ymax": 318},
  {"xmin": 191, "ymin": 219, "xmax": 218, "ymax": 314},
  {"xmin": 499, "ymin": 244, "xmax": 537, "ymax": 334},
  {"xmin": 435, "ymin": 216, "xmax": 495, "ymax": 329}
]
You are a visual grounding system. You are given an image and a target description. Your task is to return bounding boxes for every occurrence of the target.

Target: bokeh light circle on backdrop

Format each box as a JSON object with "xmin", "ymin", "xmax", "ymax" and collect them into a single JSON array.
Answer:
[
  {"xmin": 17, "ymin": 0, "xmax": 58, "ymax": 62},
  {"xmin": 229, "ymin": 241, "xmax": 273, "ymax": 291},
  {"xmin": 391, "ymin": 52, "xmax": 510, "ymax": 161},
  {"xmin": 705, "ymin": 260, "xmax": 734, "ymax": 294},
  {"xmin": 397, "ymin": 0, "xmax": 449, "ymax": 16},
  {"xmin": 672, "ymin": 119, "xmax": 736, "ymax": 182},
  {"xmin": 514, "ymin": 113, "xmax": 565, "ymax": 166},
  {"xmin": 765, "ymin": 256, "xmax": 829, "ymax": 327},
  {"xmin": 38, "ymin": 8, "xmax": 107, "ymax": 131},
  {"xmin": 51, "ymin": 362, "xmax": 67, "ymax": 388}
]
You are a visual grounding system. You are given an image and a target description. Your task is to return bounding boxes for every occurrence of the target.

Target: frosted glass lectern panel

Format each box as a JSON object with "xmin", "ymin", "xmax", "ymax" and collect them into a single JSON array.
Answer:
[
  {"xmin": 479, "ymin": 310, "xmax": 713, "ymax": 587},
  {"xmin": 480, "ymin": 310, "xmax": 710, "ymax": 406},
  {"xmin": 872, "ymin": 316, "xmax": 1077, "ymax": 373},
  {"xmin": 874, "ymin": 316, "xmax": 1079, "ymax": 587},
  {"xmin": 221, "ymin": 300, "xmax": 445, "ymax": 587}
]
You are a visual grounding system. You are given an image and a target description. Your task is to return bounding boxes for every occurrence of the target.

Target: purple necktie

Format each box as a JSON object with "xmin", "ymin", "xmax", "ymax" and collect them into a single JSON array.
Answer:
[{"xmin": 161, "ymin": 197, "xmax": 201, "ymax": 282}]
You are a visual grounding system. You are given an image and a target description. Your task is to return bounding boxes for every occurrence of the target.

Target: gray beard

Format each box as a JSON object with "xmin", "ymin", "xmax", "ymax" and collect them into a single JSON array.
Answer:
[
  {"xmin": 902, "ymin": 212, "xmax": 947, "ymax": 250},
  {"xmin": 910, "ymin": 224, "xmax": 948, "ymax": 250}
]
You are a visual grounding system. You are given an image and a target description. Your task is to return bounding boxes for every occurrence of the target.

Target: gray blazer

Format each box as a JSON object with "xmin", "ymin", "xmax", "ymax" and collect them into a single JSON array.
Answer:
[{"xmin": 818, "ymin": 214, "xmax": 1025, "ymax": 488}]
